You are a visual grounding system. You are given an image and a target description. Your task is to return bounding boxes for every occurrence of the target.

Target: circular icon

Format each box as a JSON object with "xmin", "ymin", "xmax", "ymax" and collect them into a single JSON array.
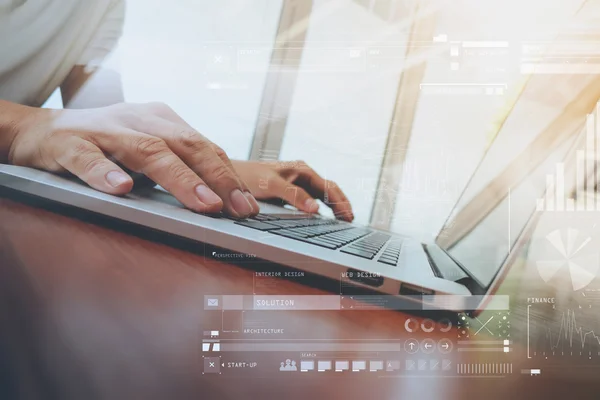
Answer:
[
  {"xmin": 404, "ymin": 318, "xmax": 419, "ymax": 333},
  {"xmin": 420, "ymin": 338, "xmax": 435, "ymax": 354},
  {"xmin": 438, "ymin": 338, "xmax": 453, "ymax": 354},
  {"xmin": 439, "ymin": 318, "xmax": 453, "ymax": 333},
  {"xmin": 528, "ymin": 213, "xmax": 600, "ymax": 291},
  {"xmin": 404, "ymin": 338, "xmax": 419, "ymax": 354},
  {"xmin": 420, "ymin": 319, "xmax": 435, "ymax": 333}
]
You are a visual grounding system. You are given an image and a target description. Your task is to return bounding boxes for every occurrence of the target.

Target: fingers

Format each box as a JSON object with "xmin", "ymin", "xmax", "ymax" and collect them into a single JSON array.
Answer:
[
  {"xmin": 211, "ymin": 143, "xmax": 260, "ymax": 213},
  {"xmin": 55, "ymin": 137, "xmax": 133, "ymax": 195},
  {"xmin": 97, "ymin": 130, "xmax": 257, "ymax": 218},
  {"xmin": 291, "ymin": 162, "xmax": 354, "ymax": 221},
  {"xmin": 322, "ymin": 180, "xmax": 354, "ymax": 221},
  {"xmin": 146, "ymin": 110, "xmax": 261, "ymax": 214},
  {"xmin": 272, "ymin": 178, "xmax": 319, "ymax": 214},
  {"xmin": 151, "ymin": 121, "xmax": 258, "ymax": 217},
  {"xmin": 53, "ymin": 102, "xmax": 259, "ymax": 218},
  {"xmin": 95, "ymin": 131, "xmax": 227, "ymax": 215},
  {"xmin": 168, "ymin": 131, "xmax": 255, "ymax": 217}
]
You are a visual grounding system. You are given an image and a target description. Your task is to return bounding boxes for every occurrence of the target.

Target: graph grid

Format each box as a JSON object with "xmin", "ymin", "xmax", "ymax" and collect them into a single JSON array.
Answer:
[{"xmin": 537, "ymin": 102, "xmax": 600, "ymax": 212}]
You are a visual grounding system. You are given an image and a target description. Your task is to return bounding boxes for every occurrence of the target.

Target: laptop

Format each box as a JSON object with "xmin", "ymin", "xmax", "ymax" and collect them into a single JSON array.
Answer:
[{"xmin": 0, "ymin": 120, "xmax": 580, "ymax": 316}]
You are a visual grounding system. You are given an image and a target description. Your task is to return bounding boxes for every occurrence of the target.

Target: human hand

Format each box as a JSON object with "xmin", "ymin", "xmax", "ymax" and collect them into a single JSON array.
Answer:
[
  {"xmin": 4, "ymin": 102, "xmax": 259, "ymax": 218},
  {"xmin": 231, "ymin": 160, "xmax": 354, "ymax": 222}
]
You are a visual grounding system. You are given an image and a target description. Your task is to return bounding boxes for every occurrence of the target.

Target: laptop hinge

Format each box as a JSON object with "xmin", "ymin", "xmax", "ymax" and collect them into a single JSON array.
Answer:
[
  {"xmin": 422, "ymin": 244, "xmax": 443, "ymax": 278},
  {"xmin": 422, "ymin": 244, "xmax": 485, "ymax": 294}
]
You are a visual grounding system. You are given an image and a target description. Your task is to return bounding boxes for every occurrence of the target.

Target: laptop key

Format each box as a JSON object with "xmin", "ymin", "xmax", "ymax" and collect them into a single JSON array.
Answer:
[
  {"xmin": 264, "ymin": 214, "xmax": 314, "ymax": 220},
  {"xmin": 267, "ymin": 220, "xmax": 303, "ymax": 228},
  {"xmin": 351, "ymin": 243, "xmax": 379, "ymax": 251},
  {"xmin": 311, "ymin": 237, "xmax": 341, "ymax": 247},
  {"xmin": 306, "ymin": 239, "xmax": 338, "ymax": 249},
  {"xmin": 340, "ymin": 248, "xmax": 375, "ymax": 260},
  {"xmin": 336, "ymin": 232, "xmax": 363, "ymax": 238},
  {"xmin": 252, "ymin": 214, "xmax": 274, "ymax": 221},
  {"xmin": 234, "ymin": 220, "xmax": 281, "ymax": 231},
  {"xmin": 319, "ymin": 236, "xmax": 346, "ymax": 244},
  {"xmin": 378, "ymin": 258, "xmax": 397, "ymax": 266},
  {"xmin": 271, "ymin": 232, "xmax": 338, "ymax": 249},
  {"xmin": 311, "ymin": 236, "xmax": 344, "ymax": 246},
  {"xmin": 272, "ymin": 230, "xmax": 311, "ymax": 239}
]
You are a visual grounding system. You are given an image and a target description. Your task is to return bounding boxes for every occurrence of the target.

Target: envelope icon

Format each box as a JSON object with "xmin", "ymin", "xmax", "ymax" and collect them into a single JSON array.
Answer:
[{"xmin": 208, "ymin": 298, "xmax": 219, "ymax": 307}]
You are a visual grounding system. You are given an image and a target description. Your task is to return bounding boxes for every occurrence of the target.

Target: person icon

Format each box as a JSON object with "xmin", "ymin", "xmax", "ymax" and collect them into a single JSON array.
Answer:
[{"xmin": 280, "ymin": 359, "xmax": 297, "ymax": 371}]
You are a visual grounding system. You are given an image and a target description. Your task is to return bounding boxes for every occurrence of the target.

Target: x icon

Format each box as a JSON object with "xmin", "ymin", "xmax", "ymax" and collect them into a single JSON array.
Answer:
[
  {"xmin": 209, "ymin": 362, "xmax": 215, "ymax": 367},
  {"xmin": 474, "ymin": 316, "xmax": 494, "ymax": 335}
]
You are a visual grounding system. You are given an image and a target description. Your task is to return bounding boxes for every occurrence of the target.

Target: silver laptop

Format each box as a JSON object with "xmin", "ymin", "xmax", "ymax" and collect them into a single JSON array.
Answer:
[{"xmin": 0, "ymin": 122, "xmax": 579, "ymax": 315}]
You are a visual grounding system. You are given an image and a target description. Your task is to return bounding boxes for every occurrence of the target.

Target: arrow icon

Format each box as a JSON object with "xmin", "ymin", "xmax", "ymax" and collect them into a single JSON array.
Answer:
[
  {"xmin": 405, "ymin": 339, "xmax": 419, "ymax": 353},
  {"xmin": 438, "ymin": 339, "xmax": 452, "ymax": 353},
  {"xmin": 421, "ymin": 339, "xmax": 435, "ymax": 353}
]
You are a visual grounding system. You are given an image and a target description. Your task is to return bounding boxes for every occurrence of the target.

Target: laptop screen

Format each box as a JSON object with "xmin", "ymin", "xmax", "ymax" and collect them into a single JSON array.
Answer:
[{"xmin": 435, "ymin": 111, "xmax": 584, "ymax": 288}]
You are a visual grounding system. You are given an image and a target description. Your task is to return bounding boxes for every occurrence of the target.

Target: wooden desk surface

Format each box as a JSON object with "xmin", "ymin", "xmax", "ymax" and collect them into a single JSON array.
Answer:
[{"xmin": 1, "ymin": 198, "xmax": 598, "ymax": 399}]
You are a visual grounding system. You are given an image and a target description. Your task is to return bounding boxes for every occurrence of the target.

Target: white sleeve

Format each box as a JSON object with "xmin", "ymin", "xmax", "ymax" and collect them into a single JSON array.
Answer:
[{"xmin": 76, "ymin": 0, "xmax": 125, "ymax": 67}]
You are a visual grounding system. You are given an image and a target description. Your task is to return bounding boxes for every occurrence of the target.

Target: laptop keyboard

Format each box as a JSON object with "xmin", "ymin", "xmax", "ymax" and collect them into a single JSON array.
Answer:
[{"xmin": 234, "ymin": 213, "xmax": 402, "ymax": 265}]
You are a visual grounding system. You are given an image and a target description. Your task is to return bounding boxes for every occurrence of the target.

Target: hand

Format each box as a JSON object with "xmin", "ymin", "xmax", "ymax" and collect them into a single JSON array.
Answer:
[
  {"xmin": 5, "ymin": 102, "xmax": 260, "ymax": 218},
  {"xmin": 231, "ymin": 160, "xmax": 354, "ymax": 222}
]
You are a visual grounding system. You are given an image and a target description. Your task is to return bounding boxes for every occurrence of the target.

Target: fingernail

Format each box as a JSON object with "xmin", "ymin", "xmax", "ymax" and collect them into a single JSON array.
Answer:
[
  {"xmin": 230, "ymin": 189, "xmax": 253, "ymax": 217},
  {"xmin": 305, "ymin": 198, "xmax": 319, "ymax": 213},
  {"xmin": 244, "ymin": 191, "xmax": 260, "ymax": 212},
  {"xmin": 195, "ymin": 185, "xmax": 222, "ymax": 205},
  {"xmin": 106, "ymin": 171, "xmax": 131, "ymax": 187}
]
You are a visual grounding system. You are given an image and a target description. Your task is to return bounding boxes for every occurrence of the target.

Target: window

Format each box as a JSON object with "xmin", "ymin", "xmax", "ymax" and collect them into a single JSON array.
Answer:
[
  {"xmin": 389, "ymin": 0, "xmax": 588, "ymax": 241},
  {"xmin": 117, "ymin": 0, "xmax": 284, "ymax": 160},
  {"xmin": 268, "ymin": 0, "xmax": 414, "ymax": 223}
]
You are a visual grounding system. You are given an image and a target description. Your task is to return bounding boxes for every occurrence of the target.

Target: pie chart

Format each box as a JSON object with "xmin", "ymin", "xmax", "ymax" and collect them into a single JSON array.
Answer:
[{"xmin": 535, "ymin": 228, "xmax": 600, "ymax": 291}]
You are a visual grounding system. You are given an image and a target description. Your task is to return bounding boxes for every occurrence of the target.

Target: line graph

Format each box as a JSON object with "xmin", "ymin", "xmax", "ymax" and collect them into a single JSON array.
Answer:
[
  {"xmin": 545, "ymin": 309, "xmax": 600, "ymax": 351},
  {"xmin": 528, "ymin": 305, "xmax": 600, "ymax": 358}
]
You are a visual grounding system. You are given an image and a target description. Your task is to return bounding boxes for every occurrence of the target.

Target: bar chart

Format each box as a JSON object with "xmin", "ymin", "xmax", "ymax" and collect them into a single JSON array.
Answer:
[{"xmin": 536, "ymin": 103, "xmax": 600, "ymax": 212}]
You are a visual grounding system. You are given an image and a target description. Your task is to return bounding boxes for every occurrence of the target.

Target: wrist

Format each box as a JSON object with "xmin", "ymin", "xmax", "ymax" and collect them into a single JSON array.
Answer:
[{"xmin": 0, "ymin": 100, "xmax": 43, "ymax": 163}]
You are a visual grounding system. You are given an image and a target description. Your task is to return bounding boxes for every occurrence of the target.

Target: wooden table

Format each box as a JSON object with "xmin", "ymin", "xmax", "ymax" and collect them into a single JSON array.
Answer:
[{"xmin": 1, "ymin": 197, "xmax": 598, "ymax": 399}]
